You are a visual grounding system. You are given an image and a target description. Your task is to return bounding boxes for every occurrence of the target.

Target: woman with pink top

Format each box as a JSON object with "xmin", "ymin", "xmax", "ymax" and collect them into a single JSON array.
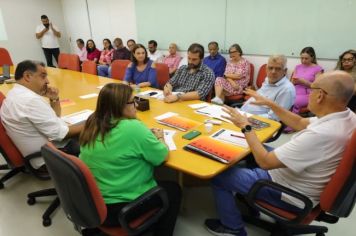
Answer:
[
  {"xmin": 291, "ymin": 47, "xmax": 323, "ymax": 113},
  {"xmin": 211, "ymin": 44, "xmax": 250, "ymax": 105},
  {"xmin": 97, "ymin": 39, "xmax": 114, "ymax": 76},
  {"xmin": 284, "ymin": 47, "xmax": 323, "ymax": 133}
]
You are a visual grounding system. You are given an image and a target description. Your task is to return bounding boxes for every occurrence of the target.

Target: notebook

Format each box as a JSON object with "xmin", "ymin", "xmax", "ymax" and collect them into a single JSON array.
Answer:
[
  {"xmin": 184, "ymin": 136, "xmax": 242, "ymax": 164},
  {"xmin": 157, "ymin": 115, "xmax": 201, "ymax": 131}
]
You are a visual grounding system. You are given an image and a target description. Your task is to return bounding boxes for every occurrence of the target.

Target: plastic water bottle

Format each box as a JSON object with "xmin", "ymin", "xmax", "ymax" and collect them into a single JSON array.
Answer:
[{"xmin": 135, "ymin": 84, "xmax": 141, "ymax": 93}]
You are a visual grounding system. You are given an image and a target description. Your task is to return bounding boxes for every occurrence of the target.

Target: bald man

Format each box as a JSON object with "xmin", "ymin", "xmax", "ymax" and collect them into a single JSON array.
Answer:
[{"xmin": 204, "ymin": 71, "xmax": 356, "ymax": 236}]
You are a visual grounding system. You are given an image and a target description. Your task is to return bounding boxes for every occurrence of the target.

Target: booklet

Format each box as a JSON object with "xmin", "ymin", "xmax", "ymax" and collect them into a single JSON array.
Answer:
[{"xmin": 184, "ymin": 136, "xmax": 242, "ymax": 164}]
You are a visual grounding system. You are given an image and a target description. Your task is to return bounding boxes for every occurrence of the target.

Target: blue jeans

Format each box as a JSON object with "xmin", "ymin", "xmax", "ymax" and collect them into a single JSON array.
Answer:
[
  {"xmin": 212, "ymin": 167, "xmax": 301, "ymax": 229},
  {"xmin": 97, "ymin": 65, "xmax": 109, "ymax": 77}
]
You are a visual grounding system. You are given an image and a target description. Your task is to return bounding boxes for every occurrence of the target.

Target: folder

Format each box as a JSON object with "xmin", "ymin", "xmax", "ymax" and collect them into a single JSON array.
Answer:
[
  {"xmin": 184, "ymin": 136, "xmax": 242, "ymax": 164},
  {"xmin": 157, "ymin": 115, "xmax": 201, "ymax": 131}
]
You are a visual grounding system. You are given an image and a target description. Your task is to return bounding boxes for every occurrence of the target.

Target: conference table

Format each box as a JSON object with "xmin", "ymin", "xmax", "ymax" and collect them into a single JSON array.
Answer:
[{"xmin": 0, "ymin": 67, "xmax": 281, "ymax": 180}]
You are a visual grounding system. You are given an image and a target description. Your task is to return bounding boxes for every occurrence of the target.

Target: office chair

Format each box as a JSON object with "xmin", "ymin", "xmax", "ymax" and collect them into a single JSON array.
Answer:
[
  {"xmin": 111, "ymin": 60, "xmax": 131, "ymax": 80},
  {"xmin": 58, "ymin": 53, "xmax": 69, "ymax": 69},
  {"xmin": 237, "ymin": 130, "xmax": 356, "ymax": 236},
  {"xmin": 0, "ymin": 48, "xmax": 13, "ymax": 66},
  {"xmin": 41, "ymin": 142, "xmax": 169, "ymax": 236},
  {"xmin": 255, "ymin": 64, "xmax": 267, "ymax": 89},
  {"xmin": 81, "ymin": 60, "xmax": 97, "ymax": 75},
  {"xmin": 0, "ymin": 91, "xmax": 60, "ymax": 227},
  {"xmin": 155, "ymin": 63, "xmax": 170, "ymax": 89},
  {"xmin": 225, "ymin": 63, "xmax": 255, "ymax": 108},
  {"xmin": 67, "ymin": 54, "xmax": 81, "ymax": 71}
]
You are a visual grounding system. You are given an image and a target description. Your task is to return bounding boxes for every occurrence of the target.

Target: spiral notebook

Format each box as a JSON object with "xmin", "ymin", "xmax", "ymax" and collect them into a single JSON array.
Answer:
[{"xmin": 184, "ymin": 136, "xmax": 242, "ymax": 164}]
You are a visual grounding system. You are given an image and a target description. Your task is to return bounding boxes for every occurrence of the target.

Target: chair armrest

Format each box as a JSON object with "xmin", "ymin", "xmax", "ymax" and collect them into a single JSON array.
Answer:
[
  {"xmin": 23, "ymin": 152, "xmax": 51, "ymax": 180},
  {"xmin": 118, "ymin": 186, "xmax": 169, "ymax": 235},
  {"xmin": 265, "ymin": 122, "xmax": 285, "ymax": 143},
  {"xmin": 247, "ymin": 179, "xmax": 313, "ymax": 224}
]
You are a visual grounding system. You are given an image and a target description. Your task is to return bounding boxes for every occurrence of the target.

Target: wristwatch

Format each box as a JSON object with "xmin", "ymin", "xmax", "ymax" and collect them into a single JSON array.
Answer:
[
  {"xmin": 241, "ymin": 125, "xmax": 252, "ymax": 134},
  {"xmin": 176, "ymin": 93, "xmax": 182, "ymax": 101}
]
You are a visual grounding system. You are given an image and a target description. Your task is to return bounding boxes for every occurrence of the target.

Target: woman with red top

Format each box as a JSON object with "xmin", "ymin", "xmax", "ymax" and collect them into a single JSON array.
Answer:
[{"xmin": 86, "ymin": 39, "xmax": 101, "ymax": 63}]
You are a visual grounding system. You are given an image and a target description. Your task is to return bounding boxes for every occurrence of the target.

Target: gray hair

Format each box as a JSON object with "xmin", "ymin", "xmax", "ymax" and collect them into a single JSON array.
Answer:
[{"xmin": 268, "ymin": 54, "xmax": 287, "ymax": 69}]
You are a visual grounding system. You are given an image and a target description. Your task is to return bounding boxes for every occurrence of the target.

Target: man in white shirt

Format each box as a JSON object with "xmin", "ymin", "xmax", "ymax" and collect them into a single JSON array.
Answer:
[
  {"xmin": 205, "ymin": 71, "xmax": 356, "ymax": 236},
  {"xmin": 35, "ymin": 15, "xmax": 61, "ymax": 67},
  {"xmin": 0, "ymin": 60, "xmax": 83, "ymax": 169},
  {"xmin": 147, "ymin": 40, "xmax": 164, "ymax": 62},
  {"xmin": 76, "ymin": 38, "xmax": 87, "ymax": 62}
]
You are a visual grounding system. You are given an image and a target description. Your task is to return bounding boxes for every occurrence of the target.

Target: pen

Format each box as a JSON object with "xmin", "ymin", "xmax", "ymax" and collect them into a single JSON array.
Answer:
[{"xmin": 230, "ymin": 134, "xmax": 246, "ymax": 139}]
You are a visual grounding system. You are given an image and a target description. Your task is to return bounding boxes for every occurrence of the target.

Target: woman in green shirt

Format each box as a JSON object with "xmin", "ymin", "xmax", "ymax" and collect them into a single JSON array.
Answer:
[{"xmin": 79, "ymin": 83, "xmax": 181, "ymax": 235}]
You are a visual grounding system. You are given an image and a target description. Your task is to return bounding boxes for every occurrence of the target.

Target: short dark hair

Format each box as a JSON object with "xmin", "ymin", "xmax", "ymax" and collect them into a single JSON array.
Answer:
[
  {"xmin": 41, "ymin": 15, "xmax": 48, "ymax": 20},
  {"xmin": 148, "ymin": 40, "xmax": 157, "ymax": 47},
  {"xmin": 188, "ymin": 43, "xmax": 205, "ymax": 59},
  {"xmin": 76, "ymin": 38, "xmax": 84, "ymax": 45},
  {"xmin": 300, "ymin": 46, "xmax": 317, "ymax": 64},
  {"xmin": 208, "ymin": 41, "xmax": 219, "ymax": 48},
  {"xmin": 15, "ymin": 60, "xmax": 45, "ymax": 80},
  {"xmin": 127, "ymin": 39, "xmax": 136, "ymax": 44},
  {"xmin": 131, "ymin": 44, "xmax": 149, "ymax": 64}
]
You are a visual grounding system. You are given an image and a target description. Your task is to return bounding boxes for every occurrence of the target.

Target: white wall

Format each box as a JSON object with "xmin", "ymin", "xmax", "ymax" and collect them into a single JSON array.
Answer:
[
  {"xmin": 61, "ymin": 0, "xmax": 137, "ymax": 52},
  {"xmin": 61, "ymin": 0, "xmax": 91, "ymax": 53},
  {"xmin": 0, "ymin": 0, "xmax": 70, "ymax": 64}
]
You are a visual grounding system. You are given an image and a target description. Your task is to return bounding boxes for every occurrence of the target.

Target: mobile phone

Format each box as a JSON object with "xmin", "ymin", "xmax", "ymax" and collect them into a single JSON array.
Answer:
[
  {"xmin": 247, "ymin": 117, "xmax": 270, "ymax": 130},
  {"xmin": 148, "ymin": 91, "xmax": 158, "ymax": 96},
  {"xmin": 182, "ymin": 130, "xmax": 201, "ymax": 140}
]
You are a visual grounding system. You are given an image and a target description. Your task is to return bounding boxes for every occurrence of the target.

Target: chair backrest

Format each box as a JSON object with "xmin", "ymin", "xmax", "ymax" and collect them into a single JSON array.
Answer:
[
  {"xmin": 0, "ymin": 48, "xmax": 13, "ymax": 66},
  {"xmin": 249, "ymin": 63, "xmax": 255, "ymax": 86},
  {"xmin": 320, "ymin": 130, "xmax": 356, "ymax": 217},
  {"xmin": 111, "ymin": 60, "xmax": 131, "ymax": 80},
  {"xmin": 81, "ymin": 61, "xmax": 97, "ymax": 75},
  {"xmin": 155, "ymin": 63, "xmax": 170, "ymax": 89},
  {"xmin": 58, "ymin": 53, "xmax": 69, "ymax": 69},
  {"xmin": 0, "ymin": 92, "xmax": 25, "ymax": 168},
  {"xmin": 67, "ymin": 54, "xmax": 80, "ymax": 72},
  {"xmin": 256, "ymin": 64, "xmax": 267, "ymax": 89},
  {"xmin": 41, "ymin": 143, "xmax": 107, "ymax": 228}
]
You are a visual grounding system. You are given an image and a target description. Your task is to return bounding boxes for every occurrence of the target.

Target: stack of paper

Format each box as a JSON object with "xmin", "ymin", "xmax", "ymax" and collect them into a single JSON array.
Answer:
[
  {"xmin": 211, "ymin": 128, "xmax": 249, "ymax": 148},
  {"xmin": 196, "ymin": 105, "xmax": 252, "ymax": 123},
  {"xmin": 61, "ymin": 109, "xmax": 93, "ymax": 125}
]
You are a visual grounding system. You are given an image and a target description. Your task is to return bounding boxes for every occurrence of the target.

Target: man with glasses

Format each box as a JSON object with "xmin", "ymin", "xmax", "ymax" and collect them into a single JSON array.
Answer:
[
  {"xmin": 205, "ymin": 71, "xmax": 356, "ymax": 236},
  {"xmin": 240, "ymin": 55, "xmax": 295, "ymax": 121},
  {"xmin": 0, "ymin": 60, "xmax": 83, "ymax": 171},
  {"xmin": 203, "ymin": 41, "xmax": 227, "ymax": 78}
]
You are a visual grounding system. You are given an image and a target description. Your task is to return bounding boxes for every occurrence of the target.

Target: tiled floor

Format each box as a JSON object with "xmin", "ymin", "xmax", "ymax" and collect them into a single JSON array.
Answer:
[{"xmin": 1, "ymin": 133, "xmax": 355, "ymax": 236}]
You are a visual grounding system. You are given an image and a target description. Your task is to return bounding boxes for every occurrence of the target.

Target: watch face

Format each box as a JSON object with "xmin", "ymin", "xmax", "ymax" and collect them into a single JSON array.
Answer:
[{"xmin": 245, "ymin": 125, "xmax": 252, "ymax": 131}]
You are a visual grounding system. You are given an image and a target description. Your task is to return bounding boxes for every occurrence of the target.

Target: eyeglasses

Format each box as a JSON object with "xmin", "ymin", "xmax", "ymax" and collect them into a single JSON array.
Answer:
[
  {"xmin": 126, "ymin": 100, "xmax": 137, "ymax": 107},
  {"xmin": 229, "ymin": 50, "xmax": 239, "ymax": 54},
  {"xmin": 310, "ymin": 86, "xmax": 329, "ymax": 95},
  {"xmin": 342, "ymin": 57, "xmax": 355, "ymax": 63}
]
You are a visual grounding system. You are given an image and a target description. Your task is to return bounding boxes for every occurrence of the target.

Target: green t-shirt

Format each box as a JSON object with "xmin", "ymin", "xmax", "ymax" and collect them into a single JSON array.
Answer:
[{"xmin": 80, "ymin": 119, "xmax": 168, "ymax": 204}]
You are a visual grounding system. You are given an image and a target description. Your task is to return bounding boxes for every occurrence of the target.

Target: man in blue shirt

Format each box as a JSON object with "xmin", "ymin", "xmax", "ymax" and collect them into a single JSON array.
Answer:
[
  {"xmin": 203, "ymin": 42, "xmax": 226, "ymax": 78},
  {"xmin": 241, "ymin": 55, "xmax": 296, "ymax": 121}
]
